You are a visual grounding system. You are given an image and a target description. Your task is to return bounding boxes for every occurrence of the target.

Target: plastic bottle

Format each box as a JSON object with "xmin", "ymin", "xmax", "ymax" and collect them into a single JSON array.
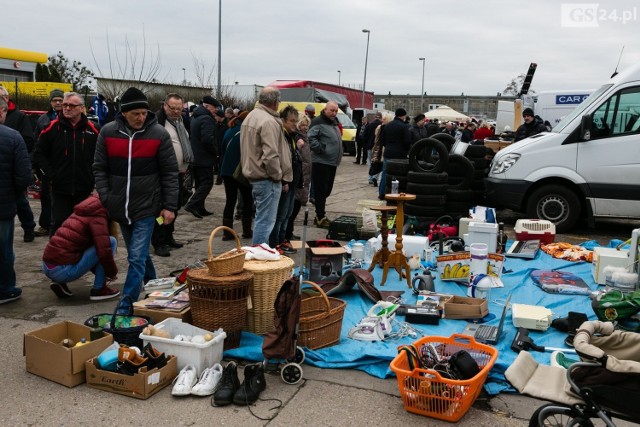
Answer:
[
  {"xmin": 74, "ymin": 338, "xmax": 87, "ymax": 347},
  {"xmin": 391, "ymin": 177, "xmax": 399, "ymax": 194},
  {"xmin": 364, "ymin": 238, "xmax": 376, "ymax": 265}
]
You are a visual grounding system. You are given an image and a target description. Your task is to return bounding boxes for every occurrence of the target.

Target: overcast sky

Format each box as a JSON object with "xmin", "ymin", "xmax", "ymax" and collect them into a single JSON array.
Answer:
[{"xmin": 5, "ymin": 0, "xmax": 639, "ymax": 96}]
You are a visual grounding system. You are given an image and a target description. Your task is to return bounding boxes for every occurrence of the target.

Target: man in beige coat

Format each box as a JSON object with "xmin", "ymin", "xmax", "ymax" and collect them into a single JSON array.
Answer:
[{"xmin": 240, "ymin": 87, "xmax": 292, "ymax": 245}]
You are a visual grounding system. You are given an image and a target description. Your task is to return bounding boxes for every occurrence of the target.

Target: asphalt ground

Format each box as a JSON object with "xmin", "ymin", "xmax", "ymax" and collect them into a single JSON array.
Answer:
[{"xmin": 2, "ymin": 158, "xmax": 638, "ymax": 426}]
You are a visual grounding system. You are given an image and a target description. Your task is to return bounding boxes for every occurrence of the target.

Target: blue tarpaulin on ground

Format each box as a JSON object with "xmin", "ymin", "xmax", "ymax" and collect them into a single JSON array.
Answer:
[{"xmin": 224, "ymin": 239, "xmax": 623, "ymax": 395}]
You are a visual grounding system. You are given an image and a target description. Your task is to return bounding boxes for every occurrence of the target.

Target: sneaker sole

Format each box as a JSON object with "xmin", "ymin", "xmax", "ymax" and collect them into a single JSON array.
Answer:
[
  {"xmin": 90, "ymin": 290, "xmax": 121, "ymax": 301},
  {"xmin": 50, "ymin": 283, "xmax": 73, "ymax": 298},
  {"xmin": 212, "ymin": 397, "xmax": 234, "ymax": 406},
  {"xmin": 191, "ymin": 387, "xmax": 215, "ymax": 396},
  {"xmin": 0, "ymin": 295, "xmax": 21, "ymax": 304}
]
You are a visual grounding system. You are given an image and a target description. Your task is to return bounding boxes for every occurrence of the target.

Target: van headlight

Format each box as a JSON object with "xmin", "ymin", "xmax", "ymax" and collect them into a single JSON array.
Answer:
[{"xmin": 491, "ymin": 153, "xmax": 520, "ymax": 174}]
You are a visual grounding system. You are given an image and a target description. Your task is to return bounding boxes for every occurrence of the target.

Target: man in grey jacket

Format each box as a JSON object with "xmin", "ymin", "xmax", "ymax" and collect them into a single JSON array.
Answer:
[{"xmin": 308, "ymin": 101, "xmax": 342, "ymax": 228}]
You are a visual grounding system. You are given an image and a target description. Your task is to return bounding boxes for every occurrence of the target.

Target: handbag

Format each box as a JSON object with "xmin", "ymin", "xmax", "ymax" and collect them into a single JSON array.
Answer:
[
  {"xmin": 84, "ymin": 296, "xmax": 151, "ymax": 348},
  {"xmin": 368, "ymin": 161, "xmax": 382, "ymax": 176},
  {"xmin": 233, "ymin": 163, "xmax": 251, "ymax": 188}
]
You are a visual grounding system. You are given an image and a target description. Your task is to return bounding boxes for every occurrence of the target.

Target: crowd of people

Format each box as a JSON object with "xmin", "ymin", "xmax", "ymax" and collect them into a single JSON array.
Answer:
[{"xmin": 0, "ymin": 83, "xmax": 552, "ymax": 309}]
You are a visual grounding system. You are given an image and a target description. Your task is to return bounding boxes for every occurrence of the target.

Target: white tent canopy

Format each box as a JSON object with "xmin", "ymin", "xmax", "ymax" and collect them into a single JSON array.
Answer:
[{"xmin": 424, "ymin": 105, "xmax": 470, "ymax": 122}]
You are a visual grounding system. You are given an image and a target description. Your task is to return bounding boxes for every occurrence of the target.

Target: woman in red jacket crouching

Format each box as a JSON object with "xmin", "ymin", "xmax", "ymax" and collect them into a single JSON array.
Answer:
[{"xmin": 42, "ymin": 194, "xmax": 120, "ymax": 300}]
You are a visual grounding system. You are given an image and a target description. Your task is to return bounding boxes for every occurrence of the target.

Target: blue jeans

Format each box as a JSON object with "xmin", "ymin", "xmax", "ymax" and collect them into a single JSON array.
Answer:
[
  {"xmin": 269, "ymin": 186, "xmax": 295, "ymax": 247},
  {"xmin": 0, "ymin": 218, "xmax": 17, "ymax": 295},
  {"xmin": 378, "ymin": 159, "xmax": 389, "ymax": 198},
  {"xmin": 119, "ymin": 217, "xmax": 156, "ymax": 302},
  {"xmin": 251, "ymin": 179, "xmax": 282, "ymax": 246},
  {"xmin": 42, "ymin": 237, "xmax": 117, "ymax": 290}
]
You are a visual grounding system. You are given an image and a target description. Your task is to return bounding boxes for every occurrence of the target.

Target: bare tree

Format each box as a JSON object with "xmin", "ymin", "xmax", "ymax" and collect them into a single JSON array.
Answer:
[
  {"xmin": 503, "ymin": 74, "xmax": 536, "ymax": 96},
  {"xmin": 191, "ymin": 53, "xmax": 217, "ymax": 88}
]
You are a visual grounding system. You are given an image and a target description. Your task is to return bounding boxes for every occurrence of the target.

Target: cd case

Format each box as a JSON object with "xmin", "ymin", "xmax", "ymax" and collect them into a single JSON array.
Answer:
[{"xmin": 530, "ymin": 270, "xmax": 591, "ymax": 295}]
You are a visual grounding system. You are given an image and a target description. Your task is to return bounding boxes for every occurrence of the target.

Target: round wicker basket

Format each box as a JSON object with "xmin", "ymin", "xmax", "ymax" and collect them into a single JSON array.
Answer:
[{"xmin": 205, "ymin": 226, "xmax": 246, "ymax": 276}]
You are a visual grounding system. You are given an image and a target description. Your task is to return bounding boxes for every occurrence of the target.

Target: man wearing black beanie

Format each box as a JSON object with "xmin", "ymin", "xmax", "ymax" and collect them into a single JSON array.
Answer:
[
  {"xmin": 94, "ymin": 87, "xmax": 179, "ymax": 312},
  {"xmin": 515, "ymin": 107, "xmax": 547, "ymax": 141}
]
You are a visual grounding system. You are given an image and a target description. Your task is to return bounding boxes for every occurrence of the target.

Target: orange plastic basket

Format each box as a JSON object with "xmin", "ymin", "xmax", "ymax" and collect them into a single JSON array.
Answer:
[{"xmin": 389, "ymin": 334, "xmax": 498, "ymax": 422}]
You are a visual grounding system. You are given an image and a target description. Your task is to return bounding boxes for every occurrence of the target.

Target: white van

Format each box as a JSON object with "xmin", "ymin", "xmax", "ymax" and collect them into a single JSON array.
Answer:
[{"xmin": 486, "ymin": 63, "xmax": 640, "ymax": 232}]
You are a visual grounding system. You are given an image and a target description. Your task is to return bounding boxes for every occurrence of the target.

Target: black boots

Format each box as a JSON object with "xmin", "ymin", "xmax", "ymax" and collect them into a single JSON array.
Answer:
[
  {"xmin": 233, "ymin": 362, "xmax": 266, "ymax": 405},
  {"xmin": 213, "ymin": 361, "xmax": 240, "ymax": 406},
  {"xmin": 222, "ymin": 218, "xmax": 234, "ymax": 241},
  {"xmin": 242, "ymin": 217, "xmax": 253, "ymax": 239}
]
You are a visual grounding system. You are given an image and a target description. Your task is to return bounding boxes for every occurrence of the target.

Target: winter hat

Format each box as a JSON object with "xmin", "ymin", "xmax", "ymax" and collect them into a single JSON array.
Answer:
[
  {"xmin": 49, "ymin": 89, "xmax": 64, "ymax": 101},
  {"xmin": 395, "ymin": 108, "xmax": 407, "ymax": 117},
  {"xmin": 202, "ymin": 95, "xmax": 221, "ymax": 107},
  {"xmin": 522, "ymin": 107, "xmax": 534, "ymax": 117},
  {"xmin": 120, "ymin": 87, "xmax": 148, "ymax": 112},
  {"xmin": 304, "ymin": 104, "xmax": 316, "ymax": 113}
]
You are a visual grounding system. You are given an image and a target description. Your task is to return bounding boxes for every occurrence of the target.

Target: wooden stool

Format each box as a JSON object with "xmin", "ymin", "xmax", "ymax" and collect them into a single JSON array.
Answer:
[
  {"xmin": 367, "ymin": 205, "xmax": 397, "ymax": 271},
  {"xmin": 379, "ymin": 193, "xmax": 416, "ymax": 288}
]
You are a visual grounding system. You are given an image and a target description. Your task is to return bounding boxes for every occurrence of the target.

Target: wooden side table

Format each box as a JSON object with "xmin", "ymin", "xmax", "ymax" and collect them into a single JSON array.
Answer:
[
  {"xmin": 379, "ymin": 193, "xmax": 416, "ymax": 288},
  {"xmin": 367, "ymin": 205, "xmax": 397, "ymax": 272}
]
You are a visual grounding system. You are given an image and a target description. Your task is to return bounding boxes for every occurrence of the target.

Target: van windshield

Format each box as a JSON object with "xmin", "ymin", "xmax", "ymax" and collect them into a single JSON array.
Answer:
[
  {"xmin": 336, "ymin": 112, "xmax": 356, "ymax": 129},
  {"xmin": 554, "ymin": 84, "xmax": 613, "ymax": 132}
]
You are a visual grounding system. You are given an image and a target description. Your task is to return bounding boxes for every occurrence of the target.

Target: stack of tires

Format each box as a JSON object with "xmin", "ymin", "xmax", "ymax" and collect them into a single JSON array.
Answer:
[
  {"xmin": 403, "ymin": 138, "xmax": 449, "ymax": 220},
  {"xmin": 445, "ymin": 154, "xmax": 475, "ymax": 217},
  {"xmin": 384, "ymin": 159, "xmax": 410, "ymax": 194},
  {"xmin": 464, "ymin": 144, "xmax": 490, "ymax": 205}
]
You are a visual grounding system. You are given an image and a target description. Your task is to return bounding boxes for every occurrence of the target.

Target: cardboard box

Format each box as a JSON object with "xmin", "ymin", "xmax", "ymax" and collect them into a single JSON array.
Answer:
[
  {"xmin": 291, "ymin": 240, "xmax": 346, "ymax": 284},
  {"xmin": 133, "ymin": 303, "xmax": 192, "ymax": 324},
  {"xmin": 85, "ymin": 355, "xmax": 177, "ymax": 399},
  {"xmin": 24, "ymin": 321, "xmax": 113, "ymax": 388},
  {"xmin": 443, "ymin": 295, "xmax": 489, "ymax": 319}
]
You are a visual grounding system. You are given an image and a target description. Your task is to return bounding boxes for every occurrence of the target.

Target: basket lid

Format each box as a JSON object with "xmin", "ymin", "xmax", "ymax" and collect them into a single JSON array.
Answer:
[{"xmin": 243, "ymin": 257, "xmax": 295, "ymax": 272}]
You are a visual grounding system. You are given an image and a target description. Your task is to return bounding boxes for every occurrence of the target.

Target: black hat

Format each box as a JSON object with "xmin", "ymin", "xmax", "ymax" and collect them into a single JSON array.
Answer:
[
  {"xmin": 202, "ymin": 95, "xmax": 221, "ymax": 107},
  {"xmin": 120, "ymin": 87, "xmax": 148, "ymax": 112},
  {"xmin": 395, "ymin": 108, "xmax": 407, "ymax": 117},
  {"xmin": 523, "ymin": 107, "xmax": 534, "ymax": 117},
  {"xmin": 49, "ymin": 89, "xmax": 64, "ymax": 101}
]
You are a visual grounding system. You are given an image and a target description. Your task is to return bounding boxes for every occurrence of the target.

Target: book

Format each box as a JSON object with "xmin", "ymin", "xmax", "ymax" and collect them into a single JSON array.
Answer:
[
  {"xmin": 530, "ymin": 270, "xmax": 592, "ymax": 295},
  {"xmin": 506, "ymin": 240, "xmax": 540, "ymax": 259},
  {"xmin": 145, "ymin": 299, "xmax": 190, "ymax": 312},
  {"xmin": 147, "ymin": 284, "xmax": 187, "ymax": 299}
]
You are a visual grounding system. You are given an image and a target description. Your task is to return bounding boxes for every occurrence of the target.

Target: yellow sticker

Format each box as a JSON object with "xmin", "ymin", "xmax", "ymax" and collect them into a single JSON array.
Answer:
[{"xmin": 156, "ymin": 216, "xmax": 164, "ymax": 225}]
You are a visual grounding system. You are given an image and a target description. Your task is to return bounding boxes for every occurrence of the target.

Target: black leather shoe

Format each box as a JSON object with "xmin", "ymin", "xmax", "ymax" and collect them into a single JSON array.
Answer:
[
  {"xmin": 233, "ymin": 362, "xmax": 266, "ymax": 405},
  {"xmin": 184, "ymin": 206, "xmax": 203, "ymax": 219},
  {"xmin": 199, "ymin": 209, "xmax": 214, "ymax": 217},
  {"xmin": 353, "ymin": 161, "xmax": 360, "ymax": 164},
  {"xmin": 213, "ymin": 362, "xmax": 240, "ymax": 406},
  {"xmin": 24, "ymin": 229, "xmax": 35, "ymax": 243},
  {"xmin": 154, "ymin": 245, "xmax": 171, "ymax": 257},
  {"xmin": 167, "ymin": 239, "xmax": 184, "ymax": 249}
]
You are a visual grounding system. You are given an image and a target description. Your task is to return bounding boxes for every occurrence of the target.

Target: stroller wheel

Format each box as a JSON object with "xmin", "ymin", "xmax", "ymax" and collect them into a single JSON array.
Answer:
[
  {"xmin": 281, "ymin": 362, "xmax": 303, "ymax": 385},
  {"xmin": 528, "ymin": 403, "xmax": 594, "ymax": 427},
  {"xmin": 286, "ymin": 346, "xmax": 305, "ymax": 364}
]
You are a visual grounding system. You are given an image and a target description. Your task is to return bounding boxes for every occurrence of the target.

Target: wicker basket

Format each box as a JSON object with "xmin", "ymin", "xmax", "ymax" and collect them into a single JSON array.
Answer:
[
  {"xmin": 187, "ymin": 268, "xmax": 252, "ymax": 350},
  {"xmin": 243, "ymin": 257, "xmax": 295, "ymax": 335},
  {"xmin": 299, "ymin": 281, "xmax": 346, "ymax": 350},
  {"xmin": 205, "ymin": 226, "xmax": 246, "ymax": 276}
]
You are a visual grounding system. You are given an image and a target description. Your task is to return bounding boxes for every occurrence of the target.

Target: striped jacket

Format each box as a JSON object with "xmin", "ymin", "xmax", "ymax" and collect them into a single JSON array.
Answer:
[{"xmin": 93, "ymin": 112, "xmax": 179, "ymax": 224}]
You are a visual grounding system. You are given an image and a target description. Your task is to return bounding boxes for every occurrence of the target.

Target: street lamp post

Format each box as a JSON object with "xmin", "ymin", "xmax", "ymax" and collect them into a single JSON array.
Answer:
[
  {"xmin": 217, "ymin": 0, "xmax": 222, "ymax": 98},
  {"xmin": 182, "ymin": 68, "xmax": 186, "ymax": 85},
  {"xmin": 337, "ymin": 70, "xmax": 341, "ymax": 86},
  {"xmin": 419, "ymin": 57, "xmax": 425, "ymax": 112},
  {"xmin": 361, "ymin": 29, "xmax": 370, "ymax": 111}
]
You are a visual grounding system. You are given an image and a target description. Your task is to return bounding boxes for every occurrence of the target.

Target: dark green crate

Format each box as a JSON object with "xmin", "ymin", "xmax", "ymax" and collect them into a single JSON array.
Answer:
[{"xmin": 327, "ymin": 216, "xmax": 359, "ymax": 241}]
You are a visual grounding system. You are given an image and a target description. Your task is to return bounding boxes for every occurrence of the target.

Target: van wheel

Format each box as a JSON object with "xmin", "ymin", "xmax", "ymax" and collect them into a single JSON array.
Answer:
[{"xmin": 526, "ymin": 185, "xmax": 580, "ymax": 233}]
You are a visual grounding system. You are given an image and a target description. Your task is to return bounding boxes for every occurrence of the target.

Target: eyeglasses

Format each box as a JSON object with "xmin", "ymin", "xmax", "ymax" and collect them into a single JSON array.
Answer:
[
  {"xmin": 62, "ymin": 103, "xmax": 82, "ymax": 109},
  {"xmin": 51, "ymin": 99, "xmax": 63, "ymax": 103}
]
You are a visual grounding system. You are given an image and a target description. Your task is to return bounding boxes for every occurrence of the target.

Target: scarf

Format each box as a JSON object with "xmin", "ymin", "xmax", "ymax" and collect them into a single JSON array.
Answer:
[{"xmin": 167, "ymin": 116, "xmax": 193, "ymax": 164}]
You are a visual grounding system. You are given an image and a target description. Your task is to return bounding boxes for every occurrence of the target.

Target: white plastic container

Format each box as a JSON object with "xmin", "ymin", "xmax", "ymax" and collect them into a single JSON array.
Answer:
[
  {"xmin": 380, "ymin": 234, "xmax": 429, "ymax": 259},
  {"xmin": 467, "ymin": 222, "xmax": 498, "ymax": 253},
  {"xmin": 139, "ymin": 318, "xmax": 226, "ymax": 375}
]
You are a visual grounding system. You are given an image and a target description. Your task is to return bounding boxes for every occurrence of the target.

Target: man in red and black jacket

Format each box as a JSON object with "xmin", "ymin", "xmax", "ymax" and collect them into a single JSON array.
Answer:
[{"xmin": 34, "ymin": 92, "xmax": 99, "ymax": 236}]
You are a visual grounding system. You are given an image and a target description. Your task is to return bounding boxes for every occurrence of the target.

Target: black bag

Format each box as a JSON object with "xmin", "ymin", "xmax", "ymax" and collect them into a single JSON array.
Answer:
[
  {"xmin": 233, "ymin": 163, "xmax": 251, "ymax": 188},
  {"xmin": 84, "ymin": 296, "xmax": 151, "ymax": 348},
  {"xmin": 368, "ymin": 161, "xmax": 382, "ymax": 176}
]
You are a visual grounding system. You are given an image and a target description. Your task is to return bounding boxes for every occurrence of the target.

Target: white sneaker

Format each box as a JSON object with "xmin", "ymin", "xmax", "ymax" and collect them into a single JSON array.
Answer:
[
  {"xmin": 172, "ymin": 365, "xmax": 198, "ymax": 396},
  {"xmin": 191, "ymin": 363, "xmax": 223, "ymax": 396}
]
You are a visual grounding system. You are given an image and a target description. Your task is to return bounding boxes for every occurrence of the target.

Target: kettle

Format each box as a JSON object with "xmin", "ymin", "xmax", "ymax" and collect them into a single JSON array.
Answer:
[{"xmin": 412, "ymin": 270, "xmax": 436, "ymax": 295}]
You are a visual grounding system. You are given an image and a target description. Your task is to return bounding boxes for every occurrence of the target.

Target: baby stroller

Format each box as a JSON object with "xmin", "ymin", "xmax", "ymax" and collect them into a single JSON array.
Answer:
[
  {"xmin": 261, "ymin": 210, "xmax": 309, "ymax": 385},
  {"xmin": 529, "ymin": 320, "xmax": 640, "ymax": 427}
]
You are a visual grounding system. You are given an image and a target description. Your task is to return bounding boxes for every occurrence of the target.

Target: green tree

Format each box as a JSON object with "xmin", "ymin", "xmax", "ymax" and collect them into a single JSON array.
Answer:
[{"xmin": 46, "ymin": 51, "xmax": 94, "ymax": 91}]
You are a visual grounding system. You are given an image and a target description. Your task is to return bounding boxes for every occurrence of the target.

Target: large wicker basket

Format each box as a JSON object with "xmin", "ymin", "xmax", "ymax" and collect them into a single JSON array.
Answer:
[
  {"xmin": 205, "ymin": 226, "xmax": 246, "ymax": 276},
  {"xmin": 243, "ymin": 257, "xmax": 295, "ymax": 335},
  {"xmin": 299, "ymin": 281, "xmax": 346, "ymax": 350},
  {"xmin": 187, "ymin": 268, "xmax": 252, "ymax": 350}
]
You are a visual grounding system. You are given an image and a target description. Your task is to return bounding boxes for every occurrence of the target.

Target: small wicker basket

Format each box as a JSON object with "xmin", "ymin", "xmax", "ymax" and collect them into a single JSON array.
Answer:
[
  {"xmin": 299, "ymin": 281, "xmax": 346, "ymax": 350},
  {"xmin": 205, "ymin": 226, "xmax": 246, "ymax": 276}
]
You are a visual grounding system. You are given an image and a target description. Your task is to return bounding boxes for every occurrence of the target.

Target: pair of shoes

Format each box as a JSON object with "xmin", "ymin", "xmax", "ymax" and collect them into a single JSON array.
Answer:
[
  {"xmin": 142, "ymin": 343, "xmax": 167, "ymax": 371},
  {"xmin": 90, "ymin": 284, "xmax": 120, "ymax": 301},
  {"xmin": 212, "ymin": 362, "xmax": 266, "ymax": 406},
  {"xmin": 0, "ymin": 288, "xmax": 22, "ymax": 304},
  {"xmin": 276, "ymin": 242, "xmax": 297, "ymax": 255},
  {"xmin": 34, "ymin": 227, "xmax": 49, "ymax": 237},
  {"xmin": 167, "ymin": 239, "xmax": 184, "ymax": 249},
  {"xmin": 155, "ymin": 245, "xmax": 171, "ymax": 257},
  {"xmin": 172, "ymin": 365, "xmax": 199, "ymax": 396},
  {"xmin": 184, "ymin": 205, "xmax": 203, "ymax": 219},
  {"xmin": 200, "ymin": 209, "xmax": 214, "ymax": 217},
  {"xmin": 191, "ymin": 363, "xmax": 223, "ymax": 396},
  {"xmin": 372, "ymin": 177, "xmax": 378, "ymax": 187},
  {"xmin": 24, "ymin": 229, "xmax": 35, "ymax": 242},
  {"xmin": 50, "ymin": 282, "xmax": 73, "ymax": 298},
  {"xmin": 314, "ymin": 217, "xmax": 331, "ymax": 229},
  {"xmin": 550, "ymin": 350, "xmax": 579, "ymax": 369}
]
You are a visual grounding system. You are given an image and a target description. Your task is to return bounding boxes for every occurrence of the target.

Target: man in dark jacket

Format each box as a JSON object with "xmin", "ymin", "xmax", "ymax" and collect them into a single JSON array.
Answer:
[
  {"xmin": 93, "ymin": 87, "xmax": 179, "ymax": 310},
  {"xmin": 184, "ymin": 95, "xmax": 220, "ymax": 218},
  {"xmin": 0, "ymin": 97, "xmax": 32, "ymax": 304},
  {"xmin": 515, "ymin": 108, "xmax": 547, "ymax": 141},
  {"xmin": 34, "ymin": 92, "xmax": 100, "ymax": 236},
  {"xmin": 379, "ymin": 108, "xmax": 411, "ymax": 198},
  {"xmin": 0, "ymin": 85, "xmax": 36, "ymax": 243},
  {"xmin": 410, "ymin": 113, "xmax": 429, "ymax": 144}
]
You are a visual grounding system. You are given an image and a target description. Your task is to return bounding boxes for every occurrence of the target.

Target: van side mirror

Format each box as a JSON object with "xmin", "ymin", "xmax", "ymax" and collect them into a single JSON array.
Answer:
[{"xmin": 580, "ymin": 115, "xmax": 592, "ymax": 140}]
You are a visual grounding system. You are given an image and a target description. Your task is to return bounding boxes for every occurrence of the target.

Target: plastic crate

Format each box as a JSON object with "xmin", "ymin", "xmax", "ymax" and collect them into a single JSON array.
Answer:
[
  {"xmin": 139, "ymin": 318, "xmax": 226, "ymax": 375},
  {"xmin": 514, "ymin": 219, "xmax": 556, "ymax": 244},
  {"xmin": 390, "ymin": 334, "xmax": 498, "ymax": 422},
  {"xmin": 327, "ymin": 215, "xmax": 359, "ymax": 241}
]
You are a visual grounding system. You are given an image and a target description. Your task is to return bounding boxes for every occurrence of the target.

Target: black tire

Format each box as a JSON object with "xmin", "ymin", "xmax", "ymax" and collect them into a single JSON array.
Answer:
[
  {"xmin": 447, "ymin": 176, "xmax": 465, "ymax": 186},
  {"xmin": 447, "ymin": 162, "xmax": 469, "ymax": 177},
  {"xmin": 413, "ymin": 194, "xmax": 447, "ymax": 206},
  {"xmin": 446, "ymin": 188, "xmax": 473, "ymax": 202},
  {"xmin": 407, "ymin": 171, "xmax": 448, "ymax": 184},
  {"xmin": 405, "ymin": 203, "xmax": 447, "ymax": 217},
  {"xmin": 468, "ymin": 157, "xmax": 487, "ymax": 170},
  {"xmin": 407, "ymin": 182, "xmax": 447, "ymax": 195},
  {"xmin": 430, "ymin": 133, "xmax": 456, "ymax": 152},
  {"xmin": 474, "ymin": 169, "xmax": 487, "ymax": 180},
  {"xmin": 409, "ymin": 138, "xmax": 449, "ymax": 173},
  {"xmin": 526, "ymin": 184, "xmax": 581, "ymax": 233},
  {"xmin": 446, "ymin": 154, "xmax": 474, "ymax": 189},
  {"xmin": 470, "ymin": 180, "xmax": 485, "ymax": 191},
  {"xmin": 528, "ymin": 403, "xmax": 594, "ymax": 427},
  {"xmin": 464, "ymin": 144, "xmax": 488, "ymax": 157},
  {"xmin": 446, "ymin": 201, "xmax": 474, "ymax": 212},
  {"xmin": 385, "ymin": 159, "xmax": 409, "ymax": 176}
]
